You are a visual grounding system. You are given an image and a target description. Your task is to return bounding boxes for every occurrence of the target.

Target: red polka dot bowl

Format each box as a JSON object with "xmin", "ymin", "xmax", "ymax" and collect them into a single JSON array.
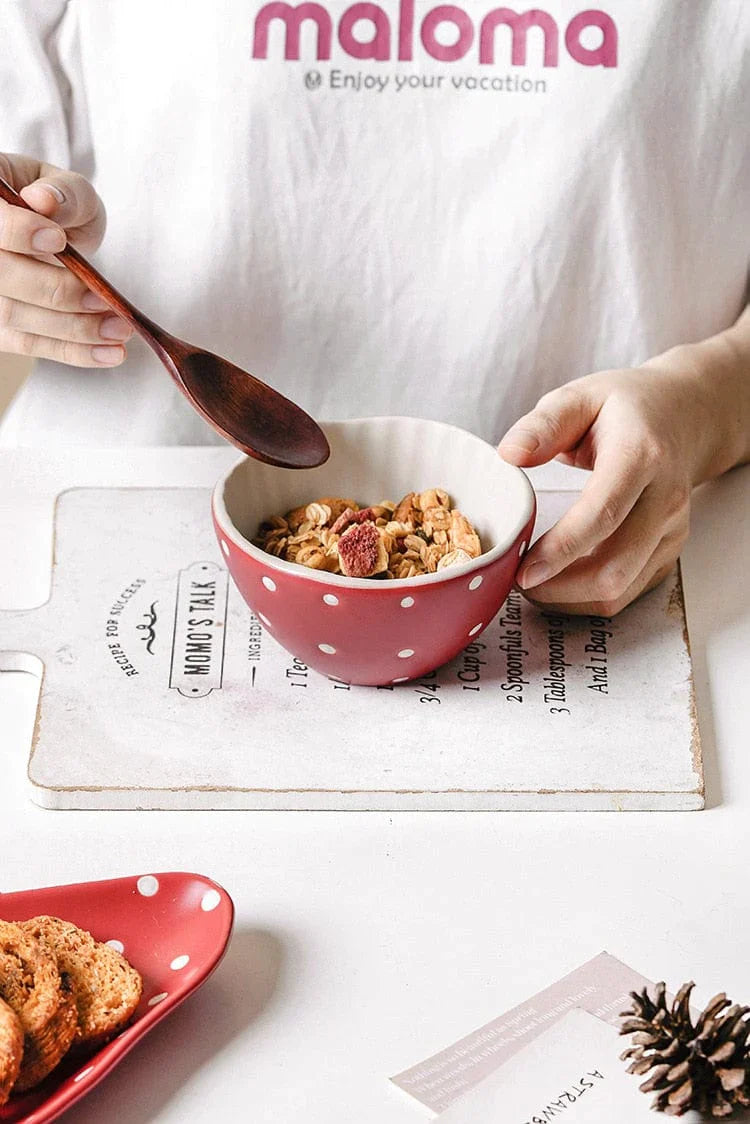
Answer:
[{"xmin": 212, "ymin": 416, "xmax": 536, "ymax": 686}]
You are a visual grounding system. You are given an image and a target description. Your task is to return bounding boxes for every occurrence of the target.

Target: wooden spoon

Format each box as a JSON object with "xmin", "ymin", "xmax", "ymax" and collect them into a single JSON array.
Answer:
[{"xmin": 0, "ymin": 176, "xmax": 329, "ymax": 469}]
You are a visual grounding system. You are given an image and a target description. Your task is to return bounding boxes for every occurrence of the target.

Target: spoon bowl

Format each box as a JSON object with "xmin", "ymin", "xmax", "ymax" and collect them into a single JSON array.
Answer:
[
  {"xmin": 178, "ymin": 348, "xmax": 329, "ymax": 468},
  {"xmin": 0, "ymin": 175, "xmax": 329, "ymax": 469}
]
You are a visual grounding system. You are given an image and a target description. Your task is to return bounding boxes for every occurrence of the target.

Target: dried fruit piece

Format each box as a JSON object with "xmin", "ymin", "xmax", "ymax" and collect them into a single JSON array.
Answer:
[
  {"xmin": 317, "ymin": 497, "xmax": 356, "ymax": 524},
  {"xmin": 404, "ymin": 534, "xmax": 427, "ymax": 555},
  {"xmin": 256, "ymin": 489, "xmax": 482, "ymax": 580},
  {"xmin": 266, "ymin": 535, "xmax": 288, "ymax": 557},
  {"xmin": 305, "ymin": 502, "xmax": 331, "ymax": 527},
  {"xmin": 338, "ymin": 522, "xmax": 389, "ymax": 578},
  {"xmin": 330, "ymin": 507, "xmax": 359, "ymax": 535},
  {"xmin": 285, "ymin": 504, "xmax": 311, "ymax": 532},
  {"xmin": 422, "ymin": 505, "xmax": 452, "ymax": 535},
  {"xmin": 437, "ymin": 548, "xmax": 473, "ymax": 570},
  {"xmin": 418, "ymin": 488, "xmax": 450, "ymax": 511},
  {"xmin": 384, "ymin": 520, "xmax": 414, "ymax": 537},
  {"xmin": 422, "ymin": 543, "xmax": 447, "ymax": 573},
  {"xmin": 331, "ymin": 506, "xmax": 387, "ymax": 535},
  {"xmin": 449, "ymin": 510, "xmax": 481, "ymax": 557},
  {"xmin": 295, "ymin": 543, "xmax": 330, "ymax": 570},
  {"xmin": 393, "ymin": 492, "xmax": 421, "ymax": 526}
]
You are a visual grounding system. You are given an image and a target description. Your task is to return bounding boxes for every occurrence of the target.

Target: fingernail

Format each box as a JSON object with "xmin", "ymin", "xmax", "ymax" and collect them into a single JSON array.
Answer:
[
  {"xmin": 499, "ymin": 427, "xmax": 540, "ymax": 455},
  {"xmin": 99, "ymin": 316, "xmax": 132, "ymax": 341},
  {"xmin": 31, "ymin": 227, "xmax": 66, "ymax": 253},
  {"xmin": 82, "ymin": 291, "xmax": 110, "ymax": 311},
  {"xmin": 518, "ymin": 561, "xmax": 551, "ymax": 589},
  {"xmin": 39, "ymin": 183, "xmax": 66, "ymax": 204},
  {"xmin": 92, "ymin": 345, "xmax": 125, "ymax": 365}
]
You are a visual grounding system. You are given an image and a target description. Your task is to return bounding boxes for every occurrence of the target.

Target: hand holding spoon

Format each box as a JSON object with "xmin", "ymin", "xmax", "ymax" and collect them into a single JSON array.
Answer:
[{"xmin": 0, "ymin": 176, "xmax": 329, "ymax": 469}]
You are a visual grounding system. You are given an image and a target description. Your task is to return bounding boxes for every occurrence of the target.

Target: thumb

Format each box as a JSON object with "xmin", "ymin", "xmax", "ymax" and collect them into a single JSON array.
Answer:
[
  {"xmin": 498, "ymin": 382, "xmax": 600, "ymax": 467},
  {"xmin": 20, "ymin": 164, "xmax": 105, "ymax": 253}
]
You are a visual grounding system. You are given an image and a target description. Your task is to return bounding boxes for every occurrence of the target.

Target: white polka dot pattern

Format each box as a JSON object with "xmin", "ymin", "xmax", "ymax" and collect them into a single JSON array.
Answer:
[
  {"xmin": 200, "ymin": 889, "xmax": 221, "ymax": 912},
  {"xmin": 258, "ymin": 612, "xmax": 272, "ymax": 628},
  {"xmin": 400, "ymin": 596, "xmax": 414, "ymax": 608},
  {"xmin": 318, "ymin": 643, "xmax": 336, "ymax": 655},
  {"xmin": 469, "ymin": 575, "xmax": 483, "ymax": 590},
  {"xmin": 148, "ymin": 993, "xmax": 168, "ymax": 1007},
  {"xmin": 323, "ymin": 594, "xmax": 339, "ymax": 606},
  {"xmin": 392, "ymin": 677, "xmax": 409, "ymax": 684},
  {"xmin": 261, "ymin": 575, "xmax": 277, "ymax": 592},
  {"xmin": 170, "ymin": 955, "xmax": 190, "ymax": 971},
  {"xmin": 137, "ymin": 875, "xmax": 159, "ymax": 897},
  {"xmin": 73, "ymin": 1066, "xmax": 95, "ymax": 1084},
  {"xmin": 469, "ymin": 623, "xmax": 483, "ymax": 637},
  {"xmin": 397, "ymin": 649, "xmax": 414, "ymax": 659},
  {"xmin": 105, "ymin": 939, "xmax": 124, "ymax": 954}
]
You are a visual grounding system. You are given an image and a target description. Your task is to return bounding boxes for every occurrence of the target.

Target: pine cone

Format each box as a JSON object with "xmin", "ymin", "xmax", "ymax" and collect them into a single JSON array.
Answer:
[{"xmin": 620, "ymin": 982, "xmax": 750, "ymax": 1117}]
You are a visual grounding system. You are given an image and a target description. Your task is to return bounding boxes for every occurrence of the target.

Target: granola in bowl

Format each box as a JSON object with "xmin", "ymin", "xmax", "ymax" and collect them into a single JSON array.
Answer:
[{"xmin": 254, "ymin": 489, "xmax": 482, "ymax": 579}]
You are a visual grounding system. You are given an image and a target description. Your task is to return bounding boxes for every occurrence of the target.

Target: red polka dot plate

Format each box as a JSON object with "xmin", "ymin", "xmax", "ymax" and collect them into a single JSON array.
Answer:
[{"xmin": 0, "ymin": 872, "xmax": 234, "ymax": 1122}]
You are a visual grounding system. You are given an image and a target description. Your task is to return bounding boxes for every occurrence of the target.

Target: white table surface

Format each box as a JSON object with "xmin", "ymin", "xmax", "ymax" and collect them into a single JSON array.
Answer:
[{"xmin": 1, "ymin": 455, "xmax": 748, "ymax": 1123}]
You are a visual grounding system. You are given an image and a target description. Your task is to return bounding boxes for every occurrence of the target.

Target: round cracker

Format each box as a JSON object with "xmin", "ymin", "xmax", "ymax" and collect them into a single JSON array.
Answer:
[
  {"xmin": 0, "ymin": 996, "xmax": 23, "ymax": 1105},
  {"xmin": 0, "ymin": 920, "xmax": 77, "ymax": 1092},
  {"xmin": 21, "ymin": 917, "xmax": 143, "ymax": 1050}
]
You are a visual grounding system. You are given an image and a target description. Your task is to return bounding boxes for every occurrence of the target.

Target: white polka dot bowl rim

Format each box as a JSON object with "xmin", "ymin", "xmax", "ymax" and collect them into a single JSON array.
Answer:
[
  {"xmin": 0, "ymin": 872, "xmax": 234, "ymax": 1123},
  {"xmin": 212, "ymin": 416, "xmax": 536, "ymax": 686}
]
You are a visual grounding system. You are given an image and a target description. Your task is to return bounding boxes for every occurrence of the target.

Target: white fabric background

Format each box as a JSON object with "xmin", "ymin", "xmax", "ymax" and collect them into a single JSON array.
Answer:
[{"xmin": 1, "ymin": 0, "xmax": 748, "ymax": 447}]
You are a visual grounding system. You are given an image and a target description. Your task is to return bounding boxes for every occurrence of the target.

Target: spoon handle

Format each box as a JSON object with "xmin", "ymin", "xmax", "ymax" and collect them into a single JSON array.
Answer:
[{"xmin": 0, "ymin": 175, "xmax": 171, "ymax": 349}]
